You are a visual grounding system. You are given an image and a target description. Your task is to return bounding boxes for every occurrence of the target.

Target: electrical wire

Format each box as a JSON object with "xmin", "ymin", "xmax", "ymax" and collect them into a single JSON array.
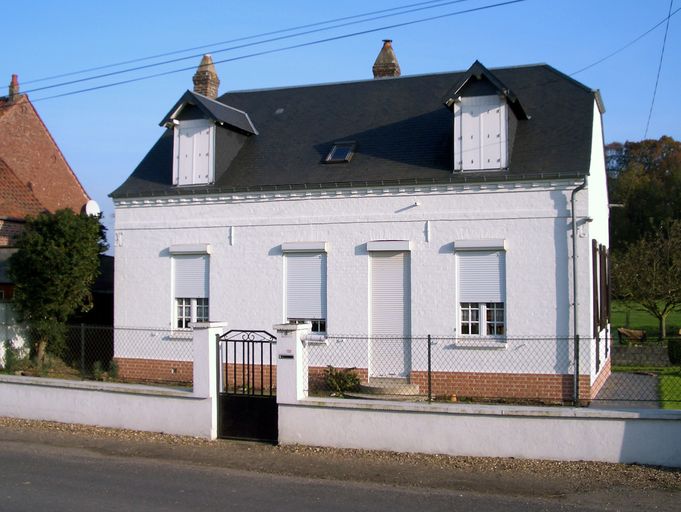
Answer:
[
  {"xmin": 643, "ymin": 0, "xmax": 674, "ymax": 139},
  {"xmin": 570, "ymin": 4, "xmax": 680, "ymax": 76},
  {"xmin": 30, "ymin": 0, "xmax": 527, "ymax": 102},
  {"xmin": 22, "ymin": 0, "xmax": 454, "ymax": 85},
  {"xmin": 23, "ymin": 0, "xmax": 476, "ymax": 94}
]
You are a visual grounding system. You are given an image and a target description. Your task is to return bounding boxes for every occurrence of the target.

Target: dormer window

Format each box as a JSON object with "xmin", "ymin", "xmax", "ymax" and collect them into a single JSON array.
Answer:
[
  {"xmin": 444, "ymin": 61, "xmax": 528, "ymax": 173},
  {"xmin": 325, "ymin": 141, "xmax": 356, "ymax": 163},
  {"xmin": 453, "ymin": 95, "xmax": 509, "ymax": 171},
  {"xmin": 172, "ymin": 119, "xmax": 215, "ymax": 186}
]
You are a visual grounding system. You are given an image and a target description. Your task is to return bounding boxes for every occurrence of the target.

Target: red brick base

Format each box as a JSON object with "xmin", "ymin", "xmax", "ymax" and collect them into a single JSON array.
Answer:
[{"xmin": 114, "ymin": 357, "xmax": 193, "ymax": 385}]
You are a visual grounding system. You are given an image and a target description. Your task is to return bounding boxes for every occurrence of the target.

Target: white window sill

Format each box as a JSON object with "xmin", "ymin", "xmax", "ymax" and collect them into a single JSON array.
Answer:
[
  {"xmin": 303, "ymin": 333, "xmax": 328, "ymax": 345},
  {"xmin": 453, "ymin": 337, "xmax": 507, "ymax": 349},
  {"xmin": 168, "ymin": 330, "xmax": 192, "ymax": 341}
]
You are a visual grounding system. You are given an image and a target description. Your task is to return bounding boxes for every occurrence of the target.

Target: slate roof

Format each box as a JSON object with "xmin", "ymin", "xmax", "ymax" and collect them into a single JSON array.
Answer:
[
  {"xmin": 159, "ymin": 90, "xmax": 258, "ymax": 135},
  {"xmin": 111, "ymin": 63, "xmax": 600, "ymax": 199}
]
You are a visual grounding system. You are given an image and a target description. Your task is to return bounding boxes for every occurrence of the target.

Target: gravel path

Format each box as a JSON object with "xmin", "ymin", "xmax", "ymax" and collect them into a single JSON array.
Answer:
[{"xmin": 1, "ymin": 416, "xmax": 679, "ymax": 508}]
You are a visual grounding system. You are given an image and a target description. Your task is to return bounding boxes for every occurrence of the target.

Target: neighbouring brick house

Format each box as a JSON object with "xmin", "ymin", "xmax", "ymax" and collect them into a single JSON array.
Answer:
[
  {"xmin": 112, "ymin": 42, "xmax": 611, "ymax": 401},
  {"xmin": 0, "ymin": 76, "xmax": 113, "ymax": 337}
]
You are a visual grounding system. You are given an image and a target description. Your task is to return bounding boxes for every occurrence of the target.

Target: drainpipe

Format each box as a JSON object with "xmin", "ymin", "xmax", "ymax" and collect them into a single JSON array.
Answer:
[{"xmin": 571, "ymin": 177, "xmax": 587, "ymax": 403}]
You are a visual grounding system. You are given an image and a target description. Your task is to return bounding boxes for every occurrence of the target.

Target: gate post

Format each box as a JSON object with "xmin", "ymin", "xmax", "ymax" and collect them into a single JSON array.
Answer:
[
  {"xmin": 191, "ymin": 321, "xmax": 228, "ymax": 439},
  {"xmin": 273, "ymin": 323, "xmax": 311, "ymax": 404}
]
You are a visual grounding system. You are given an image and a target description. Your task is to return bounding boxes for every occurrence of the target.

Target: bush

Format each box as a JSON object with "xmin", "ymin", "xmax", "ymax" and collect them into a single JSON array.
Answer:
[
  {"xmin": 324, "ymin": 366, "xmax": 360, "ymax": 395},
  {"xmin": 668, "ymin": 338, "xmax": 681, "ymax": 365}
]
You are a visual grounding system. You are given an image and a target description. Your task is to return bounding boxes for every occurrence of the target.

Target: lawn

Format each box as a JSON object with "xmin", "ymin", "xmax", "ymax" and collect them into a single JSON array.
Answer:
[{"xmin": 611, "ymin": 300, "xmax": 681, "ymax": 339}]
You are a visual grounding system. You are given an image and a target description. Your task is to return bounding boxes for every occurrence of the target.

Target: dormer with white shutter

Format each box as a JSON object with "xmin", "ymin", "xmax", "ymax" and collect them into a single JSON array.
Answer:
[
  {"xmin": 444, "ymin": 61, "xmax": 528, "ymax": 172},
  {"xmin": 160, "ymin": 90, "xmax": 258, "ymax": 187}
]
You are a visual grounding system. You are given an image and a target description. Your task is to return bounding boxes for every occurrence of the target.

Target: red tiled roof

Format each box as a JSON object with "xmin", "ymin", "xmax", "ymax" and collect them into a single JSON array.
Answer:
[
  {"xmin": 0, "ymin": 94, "xmax": 89, "ymax": 214},
  {"xmin": 0, "ymin": 157, "xmax": 44, "ymax": 218}
]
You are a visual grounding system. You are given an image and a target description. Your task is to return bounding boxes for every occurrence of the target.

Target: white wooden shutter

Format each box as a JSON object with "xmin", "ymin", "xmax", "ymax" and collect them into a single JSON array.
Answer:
[
  {"xmin": 193, "ymin": 125, "xmax": 211, "ymax": 184},
  {"xmin": 286, "ymin": 253, "xmax": 326, "ymax": 320},
  {"xmin": 456, "ymin": 96, "xmax": 505, "ymax": 171},
  {"xmin": 177, "ymin": 125, "xmax": 196, "ymax": 185},
  {"xmin": 174, "ymin": 255, "xmax": 209, "ymax": 298},
  {"xmin": 371, "ymin": 251, "xmax": 410, "ymax": 336},
  {"xmin": 458, "ymin": 250, "xmax": 505, "ymax": 302}
]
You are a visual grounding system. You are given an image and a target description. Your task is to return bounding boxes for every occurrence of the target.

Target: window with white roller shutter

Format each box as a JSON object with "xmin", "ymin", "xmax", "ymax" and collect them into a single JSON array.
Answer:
[
  {"xmin": 285, "ymin": 252, "xmax": 327, "ymax": 333},
  {"xmin": 457, "ymin": 250, "xmax": 506, "ymax": 336},
  {"xmin": 370, "ymin": 251, "xmax": 411, "ymax": 337},
  {"xmin": 173, "ymin": 254, "xmax": 209, "ymax": 329}
]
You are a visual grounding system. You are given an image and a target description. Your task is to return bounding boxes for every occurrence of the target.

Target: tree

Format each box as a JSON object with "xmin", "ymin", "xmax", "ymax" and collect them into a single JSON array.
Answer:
[
  {"xmin": 8, "ymin": 209, "xmax": 107, "ymax": 365},
  {"xmin": 608, "ymin": 136, "xmax": 681, "ymax": 252},
  {"xmin": 611, "ymin": 220, "xmax": 681, "ymax": 338}
]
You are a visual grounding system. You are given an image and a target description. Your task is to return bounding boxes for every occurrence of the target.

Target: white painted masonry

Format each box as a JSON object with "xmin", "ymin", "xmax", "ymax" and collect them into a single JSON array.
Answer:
[{"xmin": 278, "ymin": 400, "xmax": 681, "ymax": 467}]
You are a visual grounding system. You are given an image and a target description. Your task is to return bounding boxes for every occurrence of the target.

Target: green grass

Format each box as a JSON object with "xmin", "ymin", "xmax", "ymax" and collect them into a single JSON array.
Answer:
[
  {"xmin": 611, "ymin": 300, "xmax": 681, "ymax": 339},
  {"xmin": 660, "ymin": 374, "xmax": 681, "ymax": 410},
  {"xmin": 612, "ymin": 365, "xmax": 681, "ymax": 410}
]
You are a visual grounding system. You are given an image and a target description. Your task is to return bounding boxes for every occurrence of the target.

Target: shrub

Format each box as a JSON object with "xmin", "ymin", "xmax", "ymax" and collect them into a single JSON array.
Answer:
[
  {"xmin": 324, "ymin": 366, "xmax": 360, "ymax": 395},
  {"xmin": 668, "ymin": 338, "xmax": 681, "ymax": 365}
]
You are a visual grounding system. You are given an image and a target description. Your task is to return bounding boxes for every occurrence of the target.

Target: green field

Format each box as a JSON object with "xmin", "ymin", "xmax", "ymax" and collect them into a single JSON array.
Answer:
[{"xmin": 611, "ymin": 300, "xmax": 681, "ymax": 339}]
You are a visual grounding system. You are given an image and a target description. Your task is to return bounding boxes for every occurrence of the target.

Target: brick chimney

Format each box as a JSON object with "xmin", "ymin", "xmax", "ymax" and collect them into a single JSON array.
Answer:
[
  {"xmin": 372, "ymin": 40, "xmax": 401, "ymax": 79},
  {"xmin": 8, "ymin": 74, "xmax": 20, "ymax": 102},
  {"xmin": 192, "ymin": 54, "xmax": 220, "ymax": 99}
]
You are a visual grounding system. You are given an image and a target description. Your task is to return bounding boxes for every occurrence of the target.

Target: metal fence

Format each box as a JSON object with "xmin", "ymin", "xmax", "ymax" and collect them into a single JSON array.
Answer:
[
  {"xmin": 1, "ymin": 324, "xmax": 193, "ymax": 387},
  {"xmin": 303, "ymin": 334, "xmax": 681, "ymax": 409}
]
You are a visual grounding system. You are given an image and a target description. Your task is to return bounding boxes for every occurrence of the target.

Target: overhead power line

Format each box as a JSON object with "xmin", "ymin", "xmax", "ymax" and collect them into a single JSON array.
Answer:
[
  {"xmin": 644, "ymin": 0, "xmax": 674, "ymax": 139},
  {"xmin": 570, "ymin": 4, "xmax": 680, "ymax": 76},
  {"xmin": 23, "ymin": 0, "xmax": 454, "ymax": 85},
  {"xmin": 23, "ymin": 0, "xmax": 476, "ymax": 94},
  {"xmin": 31, "ymin": 0, "xmax": 527, "ymax": 102}
]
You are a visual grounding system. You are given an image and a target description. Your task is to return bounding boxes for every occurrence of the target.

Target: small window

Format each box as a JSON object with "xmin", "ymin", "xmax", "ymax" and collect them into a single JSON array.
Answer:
[{"xmin": 325, "ymin": 141, "xmax": 356, "ymax": 163}]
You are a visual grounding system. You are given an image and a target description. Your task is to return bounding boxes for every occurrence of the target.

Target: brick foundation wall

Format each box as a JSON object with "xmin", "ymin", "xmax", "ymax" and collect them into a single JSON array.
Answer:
[
  {"xmin": 221, "ymin": 363, "xmax": 277, "ymax": 392},
  {"xmin": 410, "ymin": 370, "xmax": 592, "ymax": 402},
  {"xmin": 590, "ymin": 358, "xmax": 611, "ymax": 399},
  {"xmin": 114, "ymin": 357, "xmax": 193, "ymax": 385}
]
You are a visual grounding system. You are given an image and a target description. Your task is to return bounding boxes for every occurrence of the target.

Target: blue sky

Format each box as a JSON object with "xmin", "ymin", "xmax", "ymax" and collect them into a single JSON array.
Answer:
[{"xmin": 2, "ymin": 1, "xmax": 679, "ymax": 250}]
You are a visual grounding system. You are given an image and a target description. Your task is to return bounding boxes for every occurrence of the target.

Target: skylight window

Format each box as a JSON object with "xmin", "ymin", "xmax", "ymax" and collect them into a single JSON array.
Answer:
[{"xmin": 325, "ymin": 141, "xmax": 356, "ymax": 163}]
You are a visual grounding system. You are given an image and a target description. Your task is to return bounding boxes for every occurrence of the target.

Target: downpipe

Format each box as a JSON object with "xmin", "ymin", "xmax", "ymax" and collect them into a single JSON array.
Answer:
[{"xmin": 571, "ymin": 178, "xmax": 587, "ymax": 404}]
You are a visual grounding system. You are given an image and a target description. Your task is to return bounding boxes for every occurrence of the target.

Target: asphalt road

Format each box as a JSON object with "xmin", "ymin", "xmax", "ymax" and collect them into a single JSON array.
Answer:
[{"xmin": 0, "ymin": 440, "xmax": 603, "ymax": 512}]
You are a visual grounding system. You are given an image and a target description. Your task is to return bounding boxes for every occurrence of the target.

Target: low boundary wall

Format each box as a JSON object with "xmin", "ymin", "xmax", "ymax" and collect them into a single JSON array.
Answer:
[
  {"xmin": 0, "ymin": 375, "xmax": 215, "ymax": 438},
  {"xmin": 279, "ymin": 398, "xmax": 681, "ymax": 467}
]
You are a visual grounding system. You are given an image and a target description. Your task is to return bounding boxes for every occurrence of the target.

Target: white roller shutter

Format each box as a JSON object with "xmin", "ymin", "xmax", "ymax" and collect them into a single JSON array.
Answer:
[
  {"xmin": 458, "ymin": 250, "xmax": 505, "ymax": 302},
  {"xmin": 371, "ymin": 251, "xmax": 410, "ymax": 336},
  {"xmin": 174, "ymin": 255, "xmax": 209, "ymax": 298},
  {"xmin": 286, "ymin": 253, "xmax": 326, "ymax": 320}
]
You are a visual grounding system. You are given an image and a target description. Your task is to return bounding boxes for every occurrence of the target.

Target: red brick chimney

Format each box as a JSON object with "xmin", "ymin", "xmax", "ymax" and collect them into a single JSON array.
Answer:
[
  {"xmin": 8, "ymin": 74, "xmax": 20, "ymax": 102},
  {"xmin": 192, "ymin": 54, "xmax": 220, "ymax": 99},
  {"xmin": 372, "ymin": 40, "xmax": 401, "ymax": 79}
]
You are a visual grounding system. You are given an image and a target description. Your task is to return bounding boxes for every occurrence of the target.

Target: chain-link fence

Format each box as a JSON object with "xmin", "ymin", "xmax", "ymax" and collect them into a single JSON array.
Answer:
[
  {"xmin": 304, "ymin": 335, "xmax": 681, "ymax": 409},
  {"xmin": 1, "ymin": 324, "xmax": 193, "ymax": 387}
]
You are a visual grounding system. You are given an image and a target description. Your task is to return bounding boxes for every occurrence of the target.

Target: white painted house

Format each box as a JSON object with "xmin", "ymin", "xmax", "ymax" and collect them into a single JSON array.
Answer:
[{"xmin": 111, "ymin": 43, "xmax": 611, "ymax": 402}]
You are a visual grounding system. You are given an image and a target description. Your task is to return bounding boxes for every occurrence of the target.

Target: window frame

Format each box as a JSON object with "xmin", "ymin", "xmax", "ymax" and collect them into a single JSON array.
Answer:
[{"xmin": 324, "ymin": 141, "xmax": 356, "ymax": 164}]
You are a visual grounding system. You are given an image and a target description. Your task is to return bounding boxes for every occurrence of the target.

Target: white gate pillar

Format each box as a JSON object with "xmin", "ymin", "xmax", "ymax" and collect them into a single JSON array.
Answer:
[
  {"xmin": 191, "ymin": 321, "xmax": 228, "ymax": 440},
  {"xmin": 273, "ymin": 323, "xmax": 311, "ymax": 404}
]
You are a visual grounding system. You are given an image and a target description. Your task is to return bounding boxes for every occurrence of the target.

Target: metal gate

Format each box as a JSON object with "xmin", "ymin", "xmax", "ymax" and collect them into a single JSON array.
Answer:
[{"xmin": 217, "ymin": 330, "xmax": 278, "ymax": 442}]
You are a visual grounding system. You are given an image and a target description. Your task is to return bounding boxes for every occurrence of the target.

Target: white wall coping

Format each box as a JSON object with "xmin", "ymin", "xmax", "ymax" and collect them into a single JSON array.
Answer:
[
  {"xmin": 0, "ymin": 374, "xmax": 199, "ymax": 400},
  {"xmin": 281, "ymin": 242, "xmax": 328, "ymax": 253},
  {"xmin": 273, "ymin": 322, "xmax": 311, "ymax": 333},
  {"xmin": 453, "ymin": 239, "xmax": 507, "ymax": 251},
  {"xmin": 367, "ymin": 240, "xmax": 411, "ymax": 252},
  {"xmin": 294, "ymin": 396, "xmax": 681, "ymax": 421},
  {"xmin": 169, "ymin": 243, "xmax": 211, "ymax": 254}
]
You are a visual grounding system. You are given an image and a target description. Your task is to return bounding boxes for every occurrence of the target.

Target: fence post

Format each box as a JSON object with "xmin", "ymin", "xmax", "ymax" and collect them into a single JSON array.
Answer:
[
  {"xmin": 427, "ymin": 334, "xmax": 432, "ymax": 402},
  {"xmin": 80, "ymin": 323, "xmax": 85, "ymax": 375}
]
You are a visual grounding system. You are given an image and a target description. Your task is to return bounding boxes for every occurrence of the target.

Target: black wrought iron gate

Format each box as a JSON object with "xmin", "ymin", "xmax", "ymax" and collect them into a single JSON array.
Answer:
[{"xmin": 217, "ymin": 330, "xmax": 278, "ymax": 442}]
